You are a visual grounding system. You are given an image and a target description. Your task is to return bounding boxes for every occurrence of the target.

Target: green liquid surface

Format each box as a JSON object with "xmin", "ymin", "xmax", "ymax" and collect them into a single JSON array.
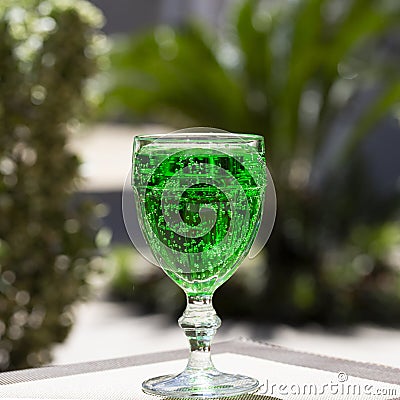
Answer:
[{"xmin": 133, "ymin": 147, "xmax": 266, "ymax": 295}]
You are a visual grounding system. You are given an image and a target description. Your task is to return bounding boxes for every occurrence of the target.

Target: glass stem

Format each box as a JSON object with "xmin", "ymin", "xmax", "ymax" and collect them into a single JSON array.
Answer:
[{"xmin": 178, "ymin": 294, "xmax": 221, "ymax": 371}]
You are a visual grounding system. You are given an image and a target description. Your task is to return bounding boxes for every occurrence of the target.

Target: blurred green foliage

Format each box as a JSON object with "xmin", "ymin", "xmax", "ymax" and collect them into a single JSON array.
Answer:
[
  {"xmin": 105, "ymin": 0, "xmax": 400, "ymax": 324},
  {"xmin": 0, "ymin": 0, "xmax": 107, "ymax": 370},
  {"xmin": 107, "ymin": 246, "xmax": 184, "ymax": 315}
]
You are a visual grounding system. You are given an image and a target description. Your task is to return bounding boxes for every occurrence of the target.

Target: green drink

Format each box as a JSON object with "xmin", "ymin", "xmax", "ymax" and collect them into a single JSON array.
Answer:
[
  {"xmin": 133, "ymin": 146, "xmax": 266, "ymax": 295},
  {"xmin": 131, "ymin": 131, "xmax": 272, "ymax": 398}
]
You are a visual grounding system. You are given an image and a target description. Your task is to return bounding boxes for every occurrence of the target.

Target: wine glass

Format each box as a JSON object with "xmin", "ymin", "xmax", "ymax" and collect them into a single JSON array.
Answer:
[{"xmin": 130, "ymin": 129, "xmax": 275, "ymax": 398}]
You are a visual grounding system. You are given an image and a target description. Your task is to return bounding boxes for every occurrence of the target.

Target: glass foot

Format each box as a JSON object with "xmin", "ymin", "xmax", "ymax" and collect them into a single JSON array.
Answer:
[{"xmin": 142, "ymin": 369, "xmax": 259, "ymax": 398}]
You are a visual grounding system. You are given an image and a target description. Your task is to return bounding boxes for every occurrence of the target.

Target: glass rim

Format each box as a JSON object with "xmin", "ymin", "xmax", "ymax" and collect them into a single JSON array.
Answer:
[{"xmin": 134, "ymin": 132, "xmax": 264, "ymax": 142}]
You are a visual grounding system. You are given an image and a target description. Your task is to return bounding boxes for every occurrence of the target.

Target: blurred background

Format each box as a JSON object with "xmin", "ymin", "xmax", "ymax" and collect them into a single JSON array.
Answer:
[{"xmin": 1, "ymin": 0, "xmax": 400, "ymax": 372}]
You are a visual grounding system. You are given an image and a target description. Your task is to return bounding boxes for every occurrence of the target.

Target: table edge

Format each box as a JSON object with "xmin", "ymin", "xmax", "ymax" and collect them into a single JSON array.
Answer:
[{"xmin": 0, "ymin": 338, "xmax": 399, "ymax": 389}]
